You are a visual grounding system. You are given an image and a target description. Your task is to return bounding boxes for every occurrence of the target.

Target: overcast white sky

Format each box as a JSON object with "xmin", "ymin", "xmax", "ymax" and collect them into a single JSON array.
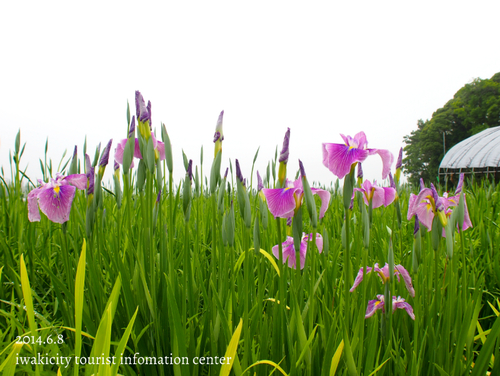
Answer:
[{"xmin": 1, "ymin": 1, "xmax": 499, "ymax": 189}]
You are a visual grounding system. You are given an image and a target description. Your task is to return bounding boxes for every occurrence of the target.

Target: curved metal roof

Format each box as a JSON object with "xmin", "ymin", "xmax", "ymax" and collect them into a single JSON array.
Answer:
[{"xmin": 440, "ymin": 126, "xmax": 500, "ymax": 170}]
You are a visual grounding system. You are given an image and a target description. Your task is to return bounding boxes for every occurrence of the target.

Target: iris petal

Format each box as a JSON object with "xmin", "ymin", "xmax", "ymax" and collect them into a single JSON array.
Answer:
[
  {"xmin": 367, "ymin": 148, "xmax": 394, "ymax": 179},
  {"xmin": 322, "ymin": 143, "xmax": 369, "ymax": 179},
  {"xmin": 395, "ymin": 265, "xmax": 415, "ymax": 297},
  {"xmin": 365, "ymin": 295, "xmax": 385, "ymax": 318},
  {"xmin": 393, "ymin": 298, "xmax": 415, "ymax": 320},
  {"xmin": 353, "ymin": 131, "xmax": 368, "ymax": 149},
  {"xmin": 272, "ymin": 237, "xmax": 297, "ymax": 269},
  {"xmin": 63, "ymin": 174, "xmax": 88, "ymax": 190},
  {"xmin": 156, "ymin": 141, "xmax": 166, "ymax": 161},
  {"xmin": 262, "ymin": 187, "xmax": 297, "ymax": 219},
  {"xmin": 350, "ymin": 266, "xmax": 373, "ymax": 292},
  {"xmin": 311, "ymin": 188, "xmax": 331, "ymax": 219},
  {"xmin": 27, "ymin": 187, "xmax": 42, "ymax": 222},
  {"xmin": 38, "ymin": 184, "xmax": 77, "ymax": 224},
  {"xmin": 371, "ymin": 186, "xmax": 386, "ymax": 208}
]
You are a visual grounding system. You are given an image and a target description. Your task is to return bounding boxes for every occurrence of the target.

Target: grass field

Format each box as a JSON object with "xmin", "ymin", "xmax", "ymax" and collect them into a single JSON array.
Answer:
[{"xmin": 1, "ymin": 101, "xmax": 500, "ymax": 375}]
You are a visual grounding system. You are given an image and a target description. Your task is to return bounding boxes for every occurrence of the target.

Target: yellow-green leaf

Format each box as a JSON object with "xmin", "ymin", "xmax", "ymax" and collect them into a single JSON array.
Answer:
[
  {"xmin": 74, "ymin": 239, "xmax": 86, "ymax": 376},
  {"xmin": 220, "ymin": 318, "xmax": 243, "ymax": 376},
  {"xmin": 330, "ymin": 340, "xmax": 344, "ymax": 376},
  {"xmin": 0, "ymin": 343, "xmax": 23, "ymax": 375},
  {"xmin": 241, "ymin": 360, "xmax": 288, "ymax": 376},
  {"xmin": 258, "ymin": 248, "xmax": 280, "ymax": 276}
]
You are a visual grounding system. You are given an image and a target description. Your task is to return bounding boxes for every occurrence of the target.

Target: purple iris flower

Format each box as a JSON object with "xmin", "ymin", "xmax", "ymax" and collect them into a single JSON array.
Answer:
[
  {"xmin": 87, "ymin": 166, "xmax": 95, "ymax": 196},
  {"xmin": 279, "ymin": 128, "xmax": 290, "ymax": 164},
  {"xmin": 322, "ymin": 132, "xmax": 394, "ymax": 179},
  {"xmin": 262, "ymin": 178, "xmax": 330, "ymax": 220},
  {"xmin": 365, "ymin": 295, "xmax": 415, "ymax": 320},
  {"xmin": 272, "ymin": 233, "xmax": 323, "ymax": 270},
  {"xmin": 407, "ymin": 183, "xmax": 473, "ymax": 233},
  {"xmin": 351, "ymin": 263, "xmax": 415, "ymax": 297},
  {"xmin": 357, "ymin": 163, "xmax": 363, "ymax": 179},
  {"xmin": 135, "ymin": 91, "xmax": 149, "ymax": 123},
  {"xmin": 353, "ymin": 180, "xmax": 396, "ymax": 209},
  {"xmin": 187, "ymin": 159, "xmax": 193, "ymax": 181},
  {"xmin": 147, "ymin": 100, "xmax": 152, "ymax": 129},
  {"xmin": 257, "ymin": 171, "xmax": 264, "ymax": 192},
  {"xmin": 396, "ymin": 148, "xmax": 403, "ymax": 170},
  {"xmin": 28, "ymin": 173, "xmax": 87, "ymax": 224},
  {"xmin": 407, "ymin": 184, "xmax": 448, "ymax": 230},
  {"xmin": 128, "ymin": 116, "xmax": 136, "ymax": 138},
  {"xmin": 235, "ymin": 159, "xmax": 244, "ymax": 184},
  {"xmin": 99, "ymin": 139, "xmax": 112, "ymax": 168},
  {"xmin": 114, "ymin": 134, "xmax": 166, "ymax": 169},
  {"xmin": 388, "ymin": 172, "xmax": 396, "ymax": 190}
]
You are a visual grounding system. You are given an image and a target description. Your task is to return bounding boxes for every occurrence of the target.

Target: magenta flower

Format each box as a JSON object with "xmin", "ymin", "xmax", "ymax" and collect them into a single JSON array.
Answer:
[
  {"xmin": 28, "ymin": 173, "xmax": 88, "ymax": 224},
  {"xmin": 262, "ymin": 178, "xmax": 330, "ymax": 220},
  {"xmin": 365, "ymin": 295, "xmax": 415, "ymax": 320},
  {"xmin": 322, "ymin": 132, "xmax": 394, "ymax": 179},
  {"xmin": 407, "ymin": 184, "xmax": 452, "ymax": 230},
  {"xmin": 351, "ymin": 263, "xmax": 415, "ymax": 297},
  {"xmin": 353, "ymin": 179, "xmax": 396, "ymax": 208},
  {"xmin": 441, "ymin": 191, "xmax": 473, "ymax": 232},
  {"xmin": 272, "ymin": 233, "xmax": 323, "ymax": 270},
  {"xmin": 114, "ymin": 134, "xmax": 165, "ymax": 169}
]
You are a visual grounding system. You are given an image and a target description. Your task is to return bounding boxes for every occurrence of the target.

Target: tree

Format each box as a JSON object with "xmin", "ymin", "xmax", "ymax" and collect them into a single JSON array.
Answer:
[{"xmin": 403, "ymin": 73, "xmax": 500, "ymax": 187}]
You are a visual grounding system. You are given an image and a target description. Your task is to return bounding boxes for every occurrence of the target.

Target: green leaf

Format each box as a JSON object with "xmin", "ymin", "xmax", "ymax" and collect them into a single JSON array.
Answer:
[
  {"xmin": 220, "ymin": 318, "xmax": 243, "ymax": 376},
  {"xmin": 74, "ymin": 239, "xmax": 86, "ymax": 376},
  {"xmin": 329, "ymin": 340, "xmax": 344, "ymax": 376}
]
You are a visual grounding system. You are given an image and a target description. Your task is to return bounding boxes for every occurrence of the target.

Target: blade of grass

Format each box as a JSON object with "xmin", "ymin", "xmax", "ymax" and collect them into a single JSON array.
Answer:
[
  {"xmin": 220, "ymin": 318, "xmax": 243, "ymax": 376},
  {"xmin": 20, "ymin": 254, "xmax": 39, "ymax": 376},
  {"xmin": 329, "ymin": 339, "xmax": 344, "ymax": 376},
  {"xmin": 74, "ymin": 239, "xmax": 86, "ymax": 376}
]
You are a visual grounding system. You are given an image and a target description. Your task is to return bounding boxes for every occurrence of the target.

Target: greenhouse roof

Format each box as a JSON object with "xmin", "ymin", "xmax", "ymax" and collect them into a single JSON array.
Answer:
[{"xmin": 439, "ymin": 126, "xmax": 500, "ymax": 171}]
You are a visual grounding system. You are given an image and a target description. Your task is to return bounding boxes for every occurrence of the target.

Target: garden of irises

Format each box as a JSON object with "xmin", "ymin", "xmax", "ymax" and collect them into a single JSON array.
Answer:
[{"xmin": 2, "ymin": 91, "xmax": 500, "ymax": 376}]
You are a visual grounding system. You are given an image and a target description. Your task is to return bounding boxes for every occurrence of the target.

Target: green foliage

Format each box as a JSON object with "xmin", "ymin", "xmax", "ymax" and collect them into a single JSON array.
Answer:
[
  {"xmin": 2, "ymin": 122, "xmax": 500, "ymax": 375},
  {"xmin": 403, "ymin": 72, "xmax": 500, "ymax": 186}
]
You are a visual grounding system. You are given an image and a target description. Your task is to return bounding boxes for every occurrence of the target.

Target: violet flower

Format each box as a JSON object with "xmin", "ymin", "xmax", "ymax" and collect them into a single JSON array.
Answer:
[
  {"xmin": 262, "ymin": 178, "xmax": 330, "ymax": 220},
  {"xmin": 135, "ymin": 91, "xmax": 151, "ymax": 141},
  {"xmin": 257, "ymin": 171, "xmax": 264, "ymax": 192},
  {"xmin": 322, "ymin": 132, "xmax": 394, "ymax": 179},
  {"xmin": 353, "ymin": 180, "xmax": 396, "ymax": 209},
  {"xmin": 351, "ymin": 263, "xmax": 415, "ymax": 297},
  {"xmin": 235, "ymin": 159, "xmax": 244, "ymax": 184},
  {"xmin": 365, "ymin": 295, "xmax": 415, "ymax": 320},
  {"xmin": 114, "ymin": 134, "xmax": 165, "ymax": 169},
  {"xmin": 455, "ymin": 173, "xmax": 464, "ymax": 195},
  {"xmin": 394, "ymin": 148, "xmax": 403, "ymax": 183},
  {"xmin": 28, "ymin": 173, "xmax": 87, "ymax": 224},
  {"xmin": 136, "ymin": 90, "xmax": 150, "ymax": 123},
  {"xmin": 272, "ymin": 233, "xmax": 323, "ymax": 270},
  {"xmin": 98, "ymin": 139, "xmax": 113, "ymax": 176},
  {"xmin": 128, "ymin": 116, "xmax": 136, "ymax": 138},
  {"xmin": 357, "ymin": 163, "xmax": 364, "ymax": 186},
  {"xmin": 277, "ymin": 128, "xmax": 290, "ymax": 186},
  {"xmin": 87, "ymin": 166, "xmax": 95, "ymax": 196},
  {"xmin": 407, "ymin": 183, "xmax": 449, "ymax": 230},
  {"xmin": 279, "ymin": 128, "xmax": 290, "ymax": 164}
]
